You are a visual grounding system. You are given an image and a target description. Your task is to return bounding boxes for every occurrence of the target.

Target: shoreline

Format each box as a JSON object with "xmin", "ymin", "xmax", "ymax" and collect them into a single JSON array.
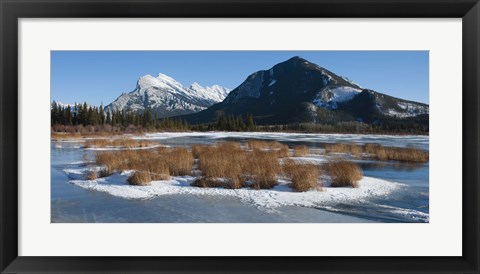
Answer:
[{"xmin": 52, "ymin": 130, "xmax": 430, "ymax": 141}]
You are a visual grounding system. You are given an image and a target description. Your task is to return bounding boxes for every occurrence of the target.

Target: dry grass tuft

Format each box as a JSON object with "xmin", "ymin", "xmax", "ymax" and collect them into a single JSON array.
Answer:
[
  {"xmin": 283, "ymin": 159, "xmax": 321, "ymax": 192},
  {"xmin": 51, "ymin": 132, "xmax": 83, "ymax": 141},
  {"xmin": 95, "ymin": 151, "xmax": 126, "ymax": 173},
  {"xmin": 363, "ymin": 144, "xmax": 428, "ymax": 162},
  {"xmin": 246, "ymin": 140, "xmax": 290, "ymax": 158},
  {"xmin": 150, "ymin": 173, "xmax": 171, "ymax": 181},
  {"xmin": 166, "ymin": 148, "xmax": 194, "ymax": 176},
  {"xmin": 194, "ymin": 141, "xmax": 283, "ymax": 189},
  {"xmin": 94, "ymin": 147, "xmax": 192, "ymax": 182},
  {"xmin": 325, "ymin": 143, "xmax": 363, "ymax": 156},
  {"xmin": 218, "ymin": 141, "xmax": 242, "ymax": 152},
  {"xmin": 325, "ymin": 142, "xmax": 429, "ymax": 163},
  {"xmin": 98, "ymin": 168, "xmax": 113, "ymax": 178},
  {"xmin": 191, "ymin": 177, "xmax": 228, "ymax": 188},
  {"xmin": 85, "ymin": 171, "xmax": 98, "ymax": 180},
  {"xmin": 127, "ymin": 171, "xmax": 152, "ymax": 186},
  {"xmin": 247, "ymin": 150, "xmax": 280, "ymax": 189},
  {"xmin": 247, "ymin": 140, "xmax": 281, "ymax": 150},
  {"xmin": 84, "ymin": 138, "xmax": 158, "ymax": 149},
  {"xmin": 326, "ymin": 160, "xmax": 363, "ymax": 188},
  {"xmin": 192, "ymin": 144, "xmax": 213, "ymax": 159},
  {"xmin": 293, "ymin": 145, "xmax": 310, "ymax": 157},
  {"xmin": 197, "ymin": 143, "xmax": 247, "ymax": 189},
  {"xmin": 275, "ymin": 144, "xmax": 291, "ymax": 158}
]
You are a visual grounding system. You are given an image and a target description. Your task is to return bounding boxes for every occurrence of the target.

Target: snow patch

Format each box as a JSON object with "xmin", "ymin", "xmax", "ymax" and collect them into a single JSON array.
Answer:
[
  {"xmin": 69, "ymin": 170, "xmax": 402, "ymax": 211},
  {"xmin": 313, "ymin": 86, "xmax": 362, "ymax": 109}
]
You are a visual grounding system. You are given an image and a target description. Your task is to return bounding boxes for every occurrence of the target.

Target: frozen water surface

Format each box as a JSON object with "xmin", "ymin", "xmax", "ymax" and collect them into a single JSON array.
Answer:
[{"xmin": 52, "ymin": 132, "xmax": 429, "ymax": 223}]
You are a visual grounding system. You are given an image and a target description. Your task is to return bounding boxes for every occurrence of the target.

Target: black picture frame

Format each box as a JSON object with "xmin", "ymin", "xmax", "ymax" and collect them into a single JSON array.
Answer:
[{"xmin": 1, "ymin": 0, "xmax": 479, "ymax": 273}]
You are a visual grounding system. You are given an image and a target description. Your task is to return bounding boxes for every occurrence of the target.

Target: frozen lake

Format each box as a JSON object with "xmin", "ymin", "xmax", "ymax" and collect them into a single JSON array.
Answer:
[{"xmin": 51, "ymin": 132, "xmax": 429, "ymax": 223}]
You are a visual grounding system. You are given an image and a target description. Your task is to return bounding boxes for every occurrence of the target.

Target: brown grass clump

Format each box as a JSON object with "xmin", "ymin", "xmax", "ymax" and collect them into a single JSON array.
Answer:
[
  {"xmin": 324, "ymin": 142, "xmax": 429, "ymax": 163},
  {"xmin": 217, "ymin": 141, "xmax": 242, "ymax": 152},
  {"xmin": 84, "ymin": 138, "xmax": 157, "ymax": 149},
  {"xmin": 95, "ymin": 151, "xmax": 126, "ymax": 173},
  {"xmin": 293, "ymin": 145, "xmax": 310, "ymax": 157},
  {"xmin": 194, "ymin": 142, "xmax": 283, "ymax": 189},
  {"xmin": 245, "ymin": 140, "xmax": 284, "ymax": 150},
  {"xmin": 197, "ymin": 146, "xmax": 241, "ymax": 178},
  {"xmin": 98, "ymin": 168, "xmax": 113, "ymax": 178},
  {"xmin": 247, "ymin": 150, "xmax": 280, "ymax": 189},
  {"xmin": 85, "ymin": 171, "xmax": 98, "ymax": 180},
  {"xmin": 197, "ymin": 143, "xmax": 247, "ymax": 189},
  {"xmin": 363, "ymin": 143, "xmax": 382, "ymax": 154},
  {"xmin": 191, "ymin": 177, "xmax": 227, "ymax": 188},
  {"xmin": 275, "ymin": 143, "xmax": 290, "ymax": 158},
  {"xmin": 192, "ymin": 144, "xmax": 213, "ymax": 159},
  {"xmin": 283, "ymin": 159, "xmax": 321, "ymax": 192},
  {"xmin": 94, "ymin": 147, "xmax": 193, "ymax": 182},
  {"xmin": 51, "ymin": 132, "xmax": 83, "ymax": 141},
  {"xmin": 127, "ymin": 171, "xmax": 152, "ymax": 186},
  {"xmin": 144, "ymin": 160, "xmax": 171, "ymax": 180},
  {"xmin": 326, "ymin": 160, "xmax": 363, "ymax": 188},
  {"xmin": 150, "ymin": 173, "xmax": 171, "ymax": 181},
  {"xmin": 364, "ymin": 144, "xmax": 429, "ymax": 163},
  {"xmin": 166, "ymin": 148, "xmax": 194, "ymax": 176},
  {"xmin": 325, "ymin": 143, "xmax": 363, "ymax": 156},
  {"xmin": 246, "ymin": 140, "xmax": 290, "ymax": 158}
]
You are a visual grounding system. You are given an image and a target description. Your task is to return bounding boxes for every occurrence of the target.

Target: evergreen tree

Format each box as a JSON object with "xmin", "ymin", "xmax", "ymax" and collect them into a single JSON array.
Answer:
[{"xmin": 99, "ymin": 103, "xmax": 105, "ymax": 125}]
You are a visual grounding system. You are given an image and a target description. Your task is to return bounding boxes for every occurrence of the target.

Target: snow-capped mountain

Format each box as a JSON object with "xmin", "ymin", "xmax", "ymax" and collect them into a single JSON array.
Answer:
[
  {"xmin": 189, "ymin": 82, "xmax": 230, "ymax": 103},
  {"xmin": 105, "ymin": 73, "xmax": 231, "ymax": 118},
  {"xmin": 181, "ymin": 56, "xmax": 429, "ymax": 125}
]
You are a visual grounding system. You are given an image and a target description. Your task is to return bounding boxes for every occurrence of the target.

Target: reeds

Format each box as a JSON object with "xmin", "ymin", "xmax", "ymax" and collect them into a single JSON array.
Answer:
[
  {"xmin": 191, "ymin": 177, "xmax": 228, "ymax": 188},
  {"xmin": 127, "ymin": 171, "xmax": 152, "ymax": 186},
  {"xmin": 293, "ymin": 145, "xmax": 310, "ymax": 157},
  {"xmin": 84, "ymin": 139, "xmax": 158, "ymax": 148},
  {"xmin": 166, "ymin": 148, "xmax": 194, "ymax": 176},
  {"xmin": 51, "ymin": 132, "xmax": 83, "ymax": 141},
  {"xmin": 363, "ymin": 144, "xmax": 429, "ymax": 162},
  {"xmin": 326, "ymin": 160, "xmax": 363, "ymax": 188},
  {"xmin": 192, "ymin": 144, "xmax": 211, "ymax": 159},
  {"xmin": 247, "ymin": 150, "xmax": 280, "ymax": 189},
  {"xmin": 324, "ymin": 143, "xmax": 363, "ymax": 156},
  {"xmin": 191, "ymin": 141, "xmax": 284, "ymax": 189},
  {"xmin": 325, "ymin": 143, "xmax": 429, "ymax": 163},
  {"xmin": 89, "ymin": 140, "xmax": 377, "ymax": 192},
  {"xmin": 283, "ymin": 159, "xmax": 321, "ymax": 192},
  {"xmin": 94, "ymin": 147, "xmax": 189, "ymax": 181},
  {"xmin": 196, "ymin": 143, "xmax": 247, "ymax": 189},
  {"xmin": 246, "ymin": 140, "xmax": 290, "ymax": 158},
  {"xmin": 85, "ymin": 170, "xmax": 98, "ymax": 180}
]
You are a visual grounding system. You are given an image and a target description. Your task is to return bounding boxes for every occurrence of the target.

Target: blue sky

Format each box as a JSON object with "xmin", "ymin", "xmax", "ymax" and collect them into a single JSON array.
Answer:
[{"xmin": 51, "ymin": 51, "xmax": 429, "ymax": 106}]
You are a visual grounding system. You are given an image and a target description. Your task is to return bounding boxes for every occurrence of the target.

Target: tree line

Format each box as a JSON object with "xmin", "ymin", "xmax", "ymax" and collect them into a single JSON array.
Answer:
[
  {"xmin": 50, "ymin": 102, "xmax": 258, "ymax": 132},
  {"xmin": 51, "ymin": 102, "xmax": 427, "ymax": 135}
]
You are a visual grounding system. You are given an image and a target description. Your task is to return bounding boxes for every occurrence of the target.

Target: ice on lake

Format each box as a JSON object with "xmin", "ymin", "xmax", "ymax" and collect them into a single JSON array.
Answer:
[{"xmin": 52, "ymin": 131, "xmax": 429, "ymax": 223}]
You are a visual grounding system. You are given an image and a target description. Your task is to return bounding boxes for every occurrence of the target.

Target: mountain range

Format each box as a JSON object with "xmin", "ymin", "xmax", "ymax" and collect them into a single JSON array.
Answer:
[
  {"xmin": 104, "ymin": 73, "xmax": 231, "ymax": 117},
  {"xmin": 179, "ymin": 56, "xmax": 428, "ymax": 125},
  {"xmin": 65, "ymin": 56, "xmax": 428, "ymax": 127}
]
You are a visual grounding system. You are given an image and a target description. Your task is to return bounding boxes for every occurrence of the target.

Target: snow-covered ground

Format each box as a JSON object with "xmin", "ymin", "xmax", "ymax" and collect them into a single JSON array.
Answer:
[{"xmin": 65, "ymin": 166, "xmax": 401, "ymax": 213}]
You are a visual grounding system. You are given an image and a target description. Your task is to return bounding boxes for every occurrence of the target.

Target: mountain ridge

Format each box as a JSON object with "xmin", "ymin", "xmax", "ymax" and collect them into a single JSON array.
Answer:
[
  {"xmin": 104, "ymin": 73, "xmax": 231, "ymax": 118},
  {"xmin": 177, "ymin": 56, "xmax": 429, "ymax": 126}
]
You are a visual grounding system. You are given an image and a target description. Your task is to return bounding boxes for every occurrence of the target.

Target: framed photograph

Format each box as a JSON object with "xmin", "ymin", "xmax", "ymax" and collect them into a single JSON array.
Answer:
[{"xmin": 1, "ymin": 0, "xmax": 479, "ymax": 273}]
